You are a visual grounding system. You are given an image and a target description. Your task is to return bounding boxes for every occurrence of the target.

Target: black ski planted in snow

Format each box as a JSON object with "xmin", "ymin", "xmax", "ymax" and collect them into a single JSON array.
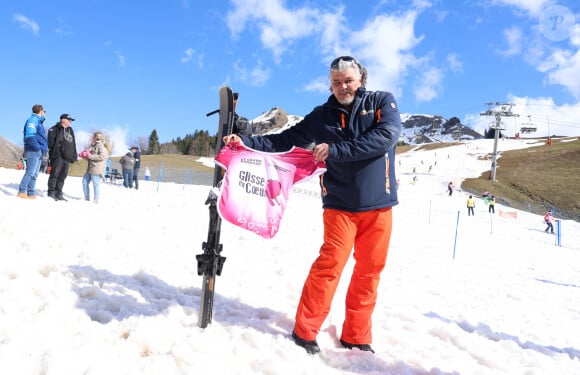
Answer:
[{"xmin": 196, "ymin": 85, "xmax": 234, "ymax": 328}]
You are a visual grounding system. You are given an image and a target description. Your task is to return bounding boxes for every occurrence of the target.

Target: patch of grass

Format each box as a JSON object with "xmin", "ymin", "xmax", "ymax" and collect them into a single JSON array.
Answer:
[{"xmin": 461, "ymin": 137, "xmax": 580, "ymax": 221}]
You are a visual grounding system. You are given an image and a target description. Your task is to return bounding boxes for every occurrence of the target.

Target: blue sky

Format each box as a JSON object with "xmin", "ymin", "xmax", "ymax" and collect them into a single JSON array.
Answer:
[{"xmin": 2, "ymin": 0, "xmax": 579, "ymax": 154}]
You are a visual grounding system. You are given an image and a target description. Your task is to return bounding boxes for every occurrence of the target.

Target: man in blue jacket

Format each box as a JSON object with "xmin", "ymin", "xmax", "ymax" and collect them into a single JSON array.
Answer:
[
  {"xmin": 224, "ymin": 56, "xmax": 402, "ymax": 354},
  {"xmin": 17, "ymin": 104, "xmax": 48, "ymax": 199}
]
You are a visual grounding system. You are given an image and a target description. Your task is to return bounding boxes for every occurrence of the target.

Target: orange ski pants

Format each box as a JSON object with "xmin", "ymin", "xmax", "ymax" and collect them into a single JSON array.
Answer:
[{"xmin": 293, "ymin": 207, "xmax": 393, "ymax": 344}]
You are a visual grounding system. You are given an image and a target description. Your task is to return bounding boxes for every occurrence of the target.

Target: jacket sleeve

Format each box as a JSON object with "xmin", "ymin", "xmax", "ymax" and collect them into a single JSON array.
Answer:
[
  {"xmin": 70, "ymin": 129, "xmax": 78, "ymax": 162},
  {"xmin": 36, "ymin": 123, "xmax": 48, "ymax": 153},
  {"xmin": 47, "ymin": 127, "xmax": 57, "ymax": 151}
]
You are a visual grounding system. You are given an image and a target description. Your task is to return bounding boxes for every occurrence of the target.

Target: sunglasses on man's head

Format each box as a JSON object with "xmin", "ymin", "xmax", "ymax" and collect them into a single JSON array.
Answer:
[{"xmin": 330, "ymin": 56, "xmax": 357, "ymax": 69}]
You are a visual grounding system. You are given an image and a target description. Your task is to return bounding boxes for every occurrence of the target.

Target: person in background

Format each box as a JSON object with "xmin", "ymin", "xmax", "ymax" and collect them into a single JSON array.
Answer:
[
  {"xmin": 119, "ymin": 151, "xmax": 135, "ymax": 188},
  {"xmin": 447, "ymin": 181, "xmax": 454, "ymax": 196},
  {"xmin": 131, "ymin": 146, "xmax": 141, "ymax": 190},
  {"xmin": 488, "ymin": 195, "xmax": 496, "ymax": 213},
  {"xmin": 482, "ymin": 190, "xmax": 490, "ymax": 205},
  {"xmin": 17, "ymin": 104, "xmax": 48, "ymax": 199},
  {"xmin": 40, "ymin": 153, "xmax": 49, "ymax": 174},
  {"xmin": 80, "ymin": 132, "xmax": 110, "ymax": 203},
  {"xmin": 544, "ymin": 209, "xmax": 554, "ymax": 234},
  {"xmin": 47, "ymin": 113, "xmax": 78, "ymax": 201},
  {"xmin": 19, "ymin": 154, "xmax": 27, "ymax": 170},
  {"xmin": 223, "ymin": 55, "xmax": 402, "ymax": 355},
  {"xmin": 232, "ymin": 92, "xmax": 252, "ymax": 136},
  {"xmin": 144, "ymin": 166, "xmax": 151, "ymax": 181},
  {"xmin": 467, "ymin": 195, "xmax": 475, "ymax": 216}
]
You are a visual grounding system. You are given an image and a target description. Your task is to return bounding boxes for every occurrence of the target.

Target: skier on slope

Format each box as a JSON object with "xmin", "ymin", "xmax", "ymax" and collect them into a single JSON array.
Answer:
[{"xmin": 544, "ymin": 209, "xmax": 555, "ymax": 234}]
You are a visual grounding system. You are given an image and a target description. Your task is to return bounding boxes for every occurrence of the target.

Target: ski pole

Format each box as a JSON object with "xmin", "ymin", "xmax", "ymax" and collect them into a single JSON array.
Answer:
[
  {"xmin": 556, "ymin": 220, "xmax": 561, "ymax": 247},
  {"xmin": 453, "ymin": 211, "xmax": 460, "ymax": 259},
  {"xmin": 157, "ymin": 162, "xmax": 164, "ymax": 193}
]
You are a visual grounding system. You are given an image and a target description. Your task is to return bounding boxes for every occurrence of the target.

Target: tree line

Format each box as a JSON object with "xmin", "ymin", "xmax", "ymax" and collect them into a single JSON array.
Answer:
[{"xmin": 144, "ymin": 129, "xmax": 218, "ymax": 156}]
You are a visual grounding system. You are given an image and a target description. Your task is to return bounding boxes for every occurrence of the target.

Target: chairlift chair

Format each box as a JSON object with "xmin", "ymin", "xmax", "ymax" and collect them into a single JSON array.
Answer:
[
  {"xmin": 519, "ymin": 115, "xmax": 537, "ymax": 134},
  {"xmin": 490, "ymin": 121, "xmax": 506, "ymax": 130}
]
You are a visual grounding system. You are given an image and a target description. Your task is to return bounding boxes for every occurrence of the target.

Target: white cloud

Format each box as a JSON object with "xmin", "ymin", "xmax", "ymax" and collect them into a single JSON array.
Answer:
[
  {"xmin": 181, "ymin": 48, "xmax": 204, "ymax": 68},
  {"xmin": 485, "ymin": 7, "xmax": 580, "ymax": 101},
  {"xmin": 226, "ymin": 1, "xmax": 439, "ymax": 101},
  {"xmin": 181, "ymin": 48, "xmax": 194, "ymax": 63},
  {"xmin": 541, "ymin": 27, "xmax": 580, "ymax": 98},
  {"xmin": 348, "ymin": 10, "xmax": 426, "ymax": 98},
  {"xmin": 233, "ymin": 59, "xmax": 271, "ymax": 86},
  {"xmin": 115, "ymin": 51, "xmax": 126, "ymax": 67},
  {"xmin": 55, "ymin": 18, "xmax": 73, "ymax": 36},
  {"xmin": 226, "ymin": 0, "xmax": 348, "ymax": 63},
  {"xmin": 498, "ymin": 26, "xmax": 523, "ymax": 56},
  {"xmin": 545, "ymin": 55, "xmax": 580, "ymax": 98},
  {"xmin": 446, "ymin": 53, "xmax": 463, "ymax": 73},
  {"xmin": 533, "ymin": 26, "xmax": 580, "ymax": 99},
  {"xmin": 571, "ymin": 24, "xmax": 580, "ymax": 47},
  {"xmin": 13, "ymin": 14, "xmax": 39, "ymax": 35},
  {"xmin": 227, "ymin": 0, "xmax": 322, "ymax": 63},
  {"xmin": 303, "ymin": 77, "xmax": 329, "ymax": 93},
  {"xmin": 491, "ymin": 0, "xmax": 553, "ymax": 17},
  {"xmin": 414, "ymin": 67, "xmax": 443, "ymax": 102},
  {"xmin": 316, "ymin": 7, "xmax": 348, "ymax": 59}
]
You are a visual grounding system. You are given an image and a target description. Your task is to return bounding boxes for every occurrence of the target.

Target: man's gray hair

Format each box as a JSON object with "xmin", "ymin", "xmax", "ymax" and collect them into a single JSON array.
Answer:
[{"xmin": 328, "ymin": 56, "xmax": 367, "ymax": 91}]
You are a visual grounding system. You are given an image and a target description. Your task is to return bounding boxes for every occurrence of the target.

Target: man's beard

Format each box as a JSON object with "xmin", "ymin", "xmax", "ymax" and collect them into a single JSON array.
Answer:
[{"xmin": 336, "ymin": 93, "xmax": 355, "ymax": 106}]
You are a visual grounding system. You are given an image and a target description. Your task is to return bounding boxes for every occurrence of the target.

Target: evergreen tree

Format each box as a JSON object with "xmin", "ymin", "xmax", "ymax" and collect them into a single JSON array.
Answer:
[{"xmin": 148, "ymin": 129, "xmax": 160, "ymax": 155}]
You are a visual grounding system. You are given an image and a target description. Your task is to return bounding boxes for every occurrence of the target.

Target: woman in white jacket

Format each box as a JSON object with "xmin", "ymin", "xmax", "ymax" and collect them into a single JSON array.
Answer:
[{"xmin": 81, "ymin": 132, "xmax": 110, "ymax": 203}]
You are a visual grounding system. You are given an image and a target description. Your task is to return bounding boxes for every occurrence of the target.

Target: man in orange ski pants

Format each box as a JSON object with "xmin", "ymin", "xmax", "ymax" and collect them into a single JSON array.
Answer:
[
  {"xmin": 225, "ymin": 55, "xmax": 401, "ymax": 354},
  {"xmin": 294, "ymin": 207, "xmax": 392, "ymax": 349}
]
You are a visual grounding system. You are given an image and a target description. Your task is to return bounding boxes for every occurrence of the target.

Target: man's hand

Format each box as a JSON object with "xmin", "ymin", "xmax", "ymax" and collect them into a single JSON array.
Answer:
[
  {"xmin": 223, "ymin": 134, "xmax": 242, "ymax": 144},
  {"xmin": 313, "ymin": 143, "xmax": 330, "ymax": 162}
]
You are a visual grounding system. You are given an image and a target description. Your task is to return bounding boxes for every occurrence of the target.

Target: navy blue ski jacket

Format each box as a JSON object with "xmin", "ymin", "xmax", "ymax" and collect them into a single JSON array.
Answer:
[{"xmin": 241, "ymin": 88, "xmax": 402, "ymax": 212}]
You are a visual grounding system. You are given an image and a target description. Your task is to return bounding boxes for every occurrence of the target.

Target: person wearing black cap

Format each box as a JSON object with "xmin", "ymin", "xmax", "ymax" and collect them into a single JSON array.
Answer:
[
  {"xmin": 47, "ymin": 113, "xmax": 78, "ymax": 201},
  {"xmin": 232, "ymin": 92, "xmax": 252, "ymax": 136}
]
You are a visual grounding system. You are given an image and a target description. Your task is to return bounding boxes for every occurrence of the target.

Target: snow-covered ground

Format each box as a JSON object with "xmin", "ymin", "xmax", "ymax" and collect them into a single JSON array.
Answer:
[{"xmin": 1, "ymin": 138, "xmax": 578, "ymax": 374}]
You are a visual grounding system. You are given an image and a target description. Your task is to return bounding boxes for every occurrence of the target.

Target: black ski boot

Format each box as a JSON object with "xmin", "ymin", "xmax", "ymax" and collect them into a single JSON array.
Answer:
[
  {"xmin": 292, "ymin": 331, "xmax": 320, "ymax": 354},
  {"xmin": 340, "ymin": 339, "xmax": 375, "ymax": 354}
]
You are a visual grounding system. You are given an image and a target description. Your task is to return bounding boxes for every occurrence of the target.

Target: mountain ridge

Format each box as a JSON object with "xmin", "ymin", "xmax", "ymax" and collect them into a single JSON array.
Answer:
[{"xmin": 249, "ymin": 107, "xmax": 483, "ymax": 144}]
